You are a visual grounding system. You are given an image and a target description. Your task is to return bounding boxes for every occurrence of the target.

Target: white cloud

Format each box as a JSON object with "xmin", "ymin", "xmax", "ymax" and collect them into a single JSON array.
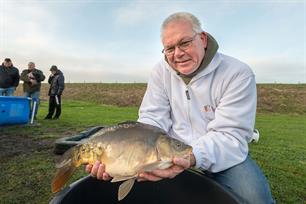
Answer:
[
  {"xmin": 113, "ymin": 0, "xmax": 163, "ymax": 27},
  {"xmin": 0, "ymin": 2, "xmax": 125, "ymax": 81},
  {"xmin": 0, "ymin": 1, "xmax": 304, "ymax": 83},
  {"xmin": 249, "ymin": 57, "xmax": 305, "ymax": 83},
  {"xmin": 0, "ymin": 1, "xmax": 61, "ymax": 62}
]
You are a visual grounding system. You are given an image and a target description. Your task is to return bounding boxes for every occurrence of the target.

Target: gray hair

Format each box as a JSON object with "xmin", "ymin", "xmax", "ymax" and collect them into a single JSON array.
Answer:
[{"xmin": 161, "ymin": 12, "xmax": 203, "ymax": 38}]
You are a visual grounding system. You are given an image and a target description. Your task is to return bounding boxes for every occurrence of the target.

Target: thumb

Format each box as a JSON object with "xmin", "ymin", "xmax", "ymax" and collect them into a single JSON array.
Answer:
[{"xmin": 173, "ymin": 157, "xmax": 190, "ymax": 169}]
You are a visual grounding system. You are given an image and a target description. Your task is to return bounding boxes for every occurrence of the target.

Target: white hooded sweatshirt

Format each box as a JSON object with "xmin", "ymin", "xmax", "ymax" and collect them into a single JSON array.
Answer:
[{"xmin": 138, "ymin": 52, "xmax": 257, "ymax": 172}]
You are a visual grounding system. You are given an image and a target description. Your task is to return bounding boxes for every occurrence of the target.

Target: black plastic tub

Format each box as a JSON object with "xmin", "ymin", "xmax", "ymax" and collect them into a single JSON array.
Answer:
[
  {"xmin": 53, "ymin": 126, "xmax": 105, "ymax": 155},
  {"xmin": 50, "ymin": 169, "xmax": 240, "ymax": 204},
  {"xmin": 54, "ymin": 122, "xmax": 135, "ymax": 155}
]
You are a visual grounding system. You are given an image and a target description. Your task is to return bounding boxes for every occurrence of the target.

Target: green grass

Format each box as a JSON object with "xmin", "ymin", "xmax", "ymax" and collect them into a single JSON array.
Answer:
[
  {"xmin": 0, "ymin": 100, "xmax": 139, "ymax": 204},
  {"xmin": 0, "ymin": 101, "xmax": 305, "ymax": 203},
  {"xmin": 251, "ymin": 113, "xmax": 306, "ymax": 203}
]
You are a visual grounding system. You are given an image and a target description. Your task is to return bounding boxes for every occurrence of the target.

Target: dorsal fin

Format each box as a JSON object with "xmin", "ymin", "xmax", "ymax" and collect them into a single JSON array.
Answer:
[{"xmin": 117, "ymin": 121, "xmax": 138, "ymax": 126}]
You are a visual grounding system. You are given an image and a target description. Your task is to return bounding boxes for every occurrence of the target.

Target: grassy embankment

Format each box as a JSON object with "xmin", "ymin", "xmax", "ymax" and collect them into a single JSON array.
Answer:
[{"xmin": 0, "ymin": 83, "xmax": 305, "ymax": 203}]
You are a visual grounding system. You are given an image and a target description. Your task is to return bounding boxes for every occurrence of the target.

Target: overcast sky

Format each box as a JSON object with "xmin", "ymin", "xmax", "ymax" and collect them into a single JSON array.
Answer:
[{"xmin": 0, "ymin": 0, "xmax": 305, "ymax": 83}]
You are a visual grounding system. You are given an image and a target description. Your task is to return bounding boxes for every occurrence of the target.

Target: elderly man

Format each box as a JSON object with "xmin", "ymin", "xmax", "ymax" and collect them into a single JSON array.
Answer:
[
  {"xmin": 0, "ymin": 58, "xmax": 20, "ymax": 96},
  {"xmin": 20, "ymin": 62, "xmax": 45, "ymax": 119},
  {"xmin": 87, "ymin": 12, "xmax": 274, "ymax": 203}
]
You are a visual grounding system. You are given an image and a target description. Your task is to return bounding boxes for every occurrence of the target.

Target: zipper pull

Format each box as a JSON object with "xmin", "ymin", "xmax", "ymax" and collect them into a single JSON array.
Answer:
[{"xmin": 185, "ymin": 90, "xmax": 190, "ymax": 100}]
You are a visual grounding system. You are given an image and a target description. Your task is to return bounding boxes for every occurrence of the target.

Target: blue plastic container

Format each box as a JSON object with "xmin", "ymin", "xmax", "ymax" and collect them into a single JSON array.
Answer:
[{"xmin": 0, "ymin": 96, "xmax": 31, "ymax": 126}]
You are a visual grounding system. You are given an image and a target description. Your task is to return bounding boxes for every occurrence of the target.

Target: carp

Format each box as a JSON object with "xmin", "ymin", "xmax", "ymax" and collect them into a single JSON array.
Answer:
[{"xmin": 51, "ymin": 121, "xmax": 192, "ymax": 200}]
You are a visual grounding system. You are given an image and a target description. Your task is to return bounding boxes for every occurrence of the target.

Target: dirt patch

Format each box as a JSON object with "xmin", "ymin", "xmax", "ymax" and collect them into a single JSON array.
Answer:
[
  {"xmin": 0, "ymin": 124, "xmax": 84, "ymax": 162},
  {"xmin": 0, "ymin": 133, "xmax": 53, "ymax": 162}
]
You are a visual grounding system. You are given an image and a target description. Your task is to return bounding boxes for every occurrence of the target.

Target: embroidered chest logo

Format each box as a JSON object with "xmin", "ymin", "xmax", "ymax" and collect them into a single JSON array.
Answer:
[{"xmin": 203, "ymin": 105, "xmax": 215, "ymax": 113}]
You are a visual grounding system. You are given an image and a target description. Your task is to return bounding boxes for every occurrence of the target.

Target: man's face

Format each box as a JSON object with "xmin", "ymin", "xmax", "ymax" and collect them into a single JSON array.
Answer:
[
  {"xmin": 162, "ymin": 20, "xmax": 207, "ymax": 75},
  {"xmin": 3, "ymin": 61, "xmax": 12, "ymax": 67},
  {"xmin": 28, "ymin": 63, "xmax": 35, "ymax": 71}
]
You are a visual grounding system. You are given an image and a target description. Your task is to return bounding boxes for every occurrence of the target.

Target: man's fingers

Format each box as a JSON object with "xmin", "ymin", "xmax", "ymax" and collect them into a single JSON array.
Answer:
[
  {"xmin": 151, "ymin": 169, "xmax": 172, "ymax": 178},
  {"xmin": 85, "ymin": 164, "xmax": 93, "ymax": 173},
  {"xmin": 151, "ymin": 165, "xmax": 184, "ymax": 179},
  {"xmin": 103, "ymin": 172, "xmax": 111, "ymax": 181},
  {"xmin": 86, "ymin": 162, "xmax": 112, "ymax": 181},
  {"xmin": 137, "ymin": 177, "xmax": 146, "ymax": 182},
  {"xmin": 139, "ymin": 172, "xmax": 163, "ymax": 182},
  {"xmin": 96, "ymin": 163, "xmax": 105, "ymax": 180},
  {"xmin": 90, "ymin": 161, "xmax": 100, "ymax": 177},
  {"xmin": 171, "ymin": 165, "xmax": 185, "ymax": 173},
  {"xmin": 88, "ymin": 158, "xmax": 189, "ymax": 182},
  {"xmin": 173, "ymin": 157, "xmax": 190, "ymax": 169}
]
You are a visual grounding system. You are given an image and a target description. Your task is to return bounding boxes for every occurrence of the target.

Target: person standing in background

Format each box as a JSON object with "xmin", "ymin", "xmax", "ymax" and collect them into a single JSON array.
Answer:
[
  {"xmin": 20, "ymin": 62, "xmax": 45, "ymax": 119},
  {"xmin": 0, "ymin": 58, "xmax": 20, "ymax": 96},
  {"xmin": 44, "ymin": 65, "xmax": 65, "ymax": 120}
]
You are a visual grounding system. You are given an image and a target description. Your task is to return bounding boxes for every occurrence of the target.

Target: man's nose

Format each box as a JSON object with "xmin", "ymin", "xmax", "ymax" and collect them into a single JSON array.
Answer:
[{"xmin": 174, "ymin": 46, "xmax": 185, "ymax": 58}]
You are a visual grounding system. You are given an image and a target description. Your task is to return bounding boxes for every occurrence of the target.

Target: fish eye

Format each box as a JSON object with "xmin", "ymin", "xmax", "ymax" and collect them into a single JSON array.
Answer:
[{"xmin": 172, "ymin": 140, "xmax": 184, "ymax": 151}]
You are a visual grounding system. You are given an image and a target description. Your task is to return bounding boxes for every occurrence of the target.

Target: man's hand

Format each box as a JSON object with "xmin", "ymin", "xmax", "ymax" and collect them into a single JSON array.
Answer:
[
  {"xmin": 85, "ymin": 161, "xmax": 112, "ymax": 181},
  {"xmin": 137, "ymin": 154, "xmax": 196, "ymax": 182},
  {"xmin": 30, "ymin": 79, "xmax": 37, "ymax": 86},
  {"xmin": 86, "ymin": 154, "xmax": 195, "ymax": 182},
  {"xmin": 27, "ymin": 72, "xmax": 34, "ymax": 78}
]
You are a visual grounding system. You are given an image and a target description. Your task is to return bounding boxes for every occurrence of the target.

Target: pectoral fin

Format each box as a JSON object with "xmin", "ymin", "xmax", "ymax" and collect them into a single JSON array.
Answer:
[
  {"xmin": 118, "ymin": 178, "xmax": 135, "ymax": 201},
  {"xmin": 139, "ymin": 161, "xmax": 172, "ymax": 172},
  {"xmin": 139, "ymin": 162, "xmax": 161, "ymax": 172}
]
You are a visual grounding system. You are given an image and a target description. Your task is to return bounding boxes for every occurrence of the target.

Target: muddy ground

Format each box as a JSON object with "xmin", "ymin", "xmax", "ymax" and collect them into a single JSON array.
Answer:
[
  {"xmin": 0, "ymin": 127, "xmax": 53, "ymax": 162},
  {"xmin": 0, "ymin": 124, "xmax": 79, "ymax": 163}
]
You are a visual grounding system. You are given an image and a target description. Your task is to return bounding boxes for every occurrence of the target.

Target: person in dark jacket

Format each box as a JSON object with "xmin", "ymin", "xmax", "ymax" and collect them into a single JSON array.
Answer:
[
  {"xmin": 44, "ymin": 65, "xmax": 65, "ymax": 120},
  {"xmin": 20, "ymin": 62, "xmax": 45, "ymax": 119},
  {"xmin": 0, "ymin": 58, "xmax": 20, "ymax": 96}
]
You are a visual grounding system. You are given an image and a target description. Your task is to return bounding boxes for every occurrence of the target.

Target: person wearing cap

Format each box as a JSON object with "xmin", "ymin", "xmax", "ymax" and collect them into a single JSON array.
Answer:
[
  {"xmin": 0, "ymin": 58, "xmax": 20, "ymax": 96},
  {"xmin": 44, "ymin": 65, "xmax": 65, "ymax": 120},
  {"xmin": 20, "ymin": 62, "xmax": 45, "ymax": 119},
  {"xmin": 87, "ymin": 12, "xmax": 274, "ymax": 203}
]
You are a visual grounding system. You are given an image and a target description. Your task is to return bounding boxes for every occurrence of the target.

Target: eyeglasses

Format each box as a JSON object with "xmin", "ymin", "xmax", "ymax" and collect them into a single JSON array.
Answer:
[{"xmin": 162, "ymin": 33, "xmax": 198, "ymax": 56}]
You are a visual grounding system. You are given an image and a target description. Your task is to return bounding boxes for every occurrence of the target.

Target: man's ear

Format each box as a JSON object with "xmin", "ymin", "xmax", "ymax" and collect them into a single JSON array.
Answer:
[{"xmin": 200, "ymin": 32, "xmax": 208, "ymax": 49}]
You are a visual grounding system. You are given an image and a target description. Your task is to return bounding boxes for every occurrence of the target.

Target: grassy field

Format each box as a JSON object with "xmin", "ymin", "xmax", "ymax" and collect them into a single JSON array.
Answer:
[
  {"xmin": 0, "ymin": 101, "xmax": 139, "ymax": 204},
  {"xmin": 1, "ymin": 84, "xmax": 306, "ymax": 203},
  {"xmin": 14, "ymin": 83, "xmax": 306, "ymax": 114}
]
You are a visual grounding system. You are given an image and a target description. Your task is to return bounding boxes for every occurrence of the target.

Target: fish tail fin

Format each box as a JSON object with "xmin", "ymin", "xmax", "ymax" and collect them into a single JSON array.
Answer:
[
  {"xmin": 51, "ymin": 162, "xmax": 76, "ymax": 193},
  {"xmin": 51, "ymin": 146, "xmax": 79, "ymax": 193},
  {"xmin": 118, "ymin": 178, "xmax": 135, "ymax": 201}
]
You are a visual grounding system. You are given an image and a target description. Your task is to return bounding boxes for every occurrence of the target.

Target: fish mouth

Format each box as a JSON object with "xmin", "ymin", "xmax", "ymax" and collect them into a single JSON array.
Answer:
[{"xmin": 181, "ymin": 150, "xmax": 193, "ymax": 161}]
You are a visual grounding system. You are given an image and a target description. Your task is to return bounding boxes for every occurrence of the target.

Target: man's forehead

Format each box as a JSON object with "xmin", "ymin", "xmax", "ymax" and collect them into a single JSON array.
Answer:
[{"xmin": 162, "ymin": 20, "xmax": 194, "ymax": 45}]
